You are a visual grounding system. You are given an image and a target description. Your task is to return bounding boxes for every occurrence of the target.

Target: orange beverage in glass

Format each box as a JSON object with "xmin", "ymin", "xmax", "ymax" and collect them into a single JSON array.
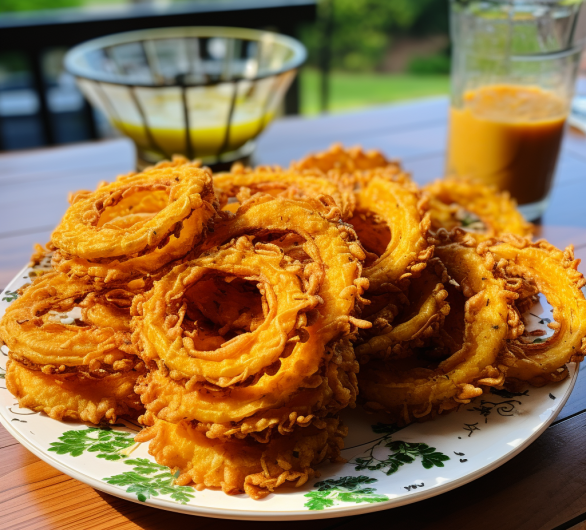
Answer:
[
  {"xmin": 448, "ymin": 84, "xmax": 567, "ymax": 206},
  {"xmin": 448, "ymin": 0, "xmax": 584, "ymax": 220}
]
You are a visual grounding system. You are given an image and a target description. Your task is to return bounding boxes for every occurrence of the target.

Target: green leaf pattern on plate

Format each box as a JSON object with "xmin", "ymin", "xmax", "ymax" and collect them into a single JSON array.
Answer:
[
  {"xmin": 304, "ymin": 476, "xmax": 388, "ymax": 510},
  {"xmin": 352, "ymin": 423, "xmax": 450, "ymax": 475},
  {"xmin": 48, "ymin": 426, "xmax": 135, "ymax": 461},
  {"xmin": 1, "ymin": 290, "xmax": 18, "ymax": 303},
  {"xmin": 104, "ymin": 458, "xmax": 196, "ymax": 504},
  {"xmin": 47, "ymin": 422, "xmax": 450, "ymax": 509}
]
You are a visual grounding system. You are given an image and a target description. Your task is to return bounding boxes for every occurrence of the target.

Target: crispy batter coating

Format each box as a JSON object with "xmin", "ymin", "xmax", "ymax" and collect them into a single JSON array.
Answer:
[
  {"xmin": 51, "ymin": 157, "xmax": 218, "ymax": 283},
  {"xmin": 354, "ymin": 174, "xmax": 433, "ymax": 293},
  {"xmin": 425, "ymin": 178, "xmax": 533, "ymax": 240},
  {"xmin": 0, "ymin": 272, "xmax": 136, "ymax": 367},
  {"xmin": 135, "ymin": 416, "xmax": 346, "ymax": 499},
  {"xmin": 356, "ymin": 258, "xmax": 450, "ymax": 362},
  {"xmin": 133, "ymin": 238, "xmax": 322, "ymax": 385},
  {"xmin": 482, "ymin": 235, "xmax": 586, "ymax": 385},
  {"xmin": 202, "ymin": 195, "xmax": 370, "ymax": 345},
  {"xmin": 215, "ymin": 163, "xmax": 356, "ymax": 220},
  {"xmin": 129, "ymin": 194, "xmax": 368, "ymax": 496},
  {"xmin": 0, "ymin": 270, "xmax": 145, "ymax": 424},
  {"xmin": 359, "ymin": 242, "xmax": 519, "ymax": 424},
  {"xmin": 133, "ymin": 196, "xmax": 368, "ymax": 428},
  {"xmin": 291, "ymin": 144, "xmax": 432, "ymax": 294},
  {"xmin": 136, "ymin": 337, "xmax": 358, "ymax": 439},
  {"xmin": 291, "ymin": 143, "xmax": 396, "ymax": 174},
  {"xmin": 6, "ymin": 359, "xmax": 142, "ymax": 423}
]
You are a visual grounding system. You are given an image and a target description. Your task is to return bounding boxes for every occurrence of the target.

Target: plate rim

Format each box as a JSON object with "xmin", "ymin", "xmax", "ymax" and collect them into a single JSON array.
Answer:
[{"xmin": 0, "ymin": 265, "xmax": 579, "ymax": 520}]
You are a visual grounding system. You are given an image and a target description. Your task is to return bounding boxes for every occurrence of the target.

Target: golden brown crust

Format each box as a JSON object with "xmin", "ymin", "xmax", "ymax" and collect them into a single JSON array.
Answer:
[
  {"xmin": 356, "ymin": 258, "xmax": 450, "ymax": 363},
  {"xmin": 6, "ymin": 359, "xmax": 143, "ymax": 423},
  {"xmin": 425, "ymin": 178, "xmax": 534, "ymax": 240},
  {"xmin": 215, "ymin": 163, "xmax": 356, "ymax": 221},
  {"xmin": 135, "ymin": 416, "xmax": 346, "ymax": 499},
  {"xmin": 359, "ymin": 242, "xmax": 518, "ymax": 424},
  {"xmin": 291, "ymin": 143, "xmax": 396, "ymax": 174},
  {"xmin": 51, "ymin": 158, "xmax": 218, "ymax": 283},
  {"xmin": 132, "ymin": 197, "xmax": 368, "ymax": 428},
  {"xmin": 0, "ymin": 272, "xmax": 137, "ymax": 367},
  {"xmin": 482, "ymin": 235, "xmax": 586, "ymax": 385}
]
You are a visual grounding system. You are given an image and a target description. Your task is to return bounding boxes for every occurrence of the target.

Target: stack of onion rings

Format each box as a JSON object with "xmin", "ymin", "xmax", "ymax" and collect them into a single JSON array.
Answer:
[
  {"xmin": 358, "ymin": 241, "xmax": 521, "ymax": 423},
  {"xmin": 1, "ymin": 272, "xmax": 144, "ymax": 423},
  {"xmin": 1, "ymin": 143, "xmax": 583, "ymax": 500},
  {"xmin": 131, "ymin": 195, "xmax": 369, "ymax": 497}
]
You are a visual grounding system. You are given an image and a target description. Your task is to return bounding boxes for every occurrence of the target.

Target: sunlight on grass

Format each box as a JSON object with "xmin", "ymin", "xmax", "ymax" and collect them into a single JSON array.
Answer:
[{"xmin": 301, "ymin": 69, "xmax": 450, "ymax": 116}]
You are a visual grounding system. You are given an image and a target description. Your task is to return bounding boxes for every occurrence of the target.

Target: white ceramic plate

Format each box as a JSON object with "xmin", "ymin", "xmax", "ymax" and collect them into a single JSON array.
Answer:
[{"xmin": 0, "ymin": 265, "xmax": 578, "ymax": 521}]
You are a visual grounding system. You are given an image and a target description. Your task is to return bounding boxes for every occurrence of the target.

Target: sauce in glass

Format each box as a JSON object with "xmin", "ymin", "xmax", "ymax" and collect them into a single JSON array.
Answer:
[{"xmin": 447, "ymin": 84, "xmax": 567, "ymax": 205}]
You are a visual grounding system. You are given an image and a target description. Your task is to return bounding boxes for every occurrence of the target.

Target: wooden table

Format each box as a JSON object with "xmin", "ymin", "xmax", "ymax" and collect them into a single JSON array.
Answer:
[{"xmin": 2, "ymin": 97, "xmax": 586, "ymax": 530}]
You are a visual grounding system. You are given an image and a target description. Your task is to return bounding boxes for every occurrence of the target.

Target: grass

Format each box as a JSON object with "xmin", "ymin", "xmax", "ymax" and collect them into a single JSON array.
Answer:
[{"xmin": 300, "ymin": 68, "xmax": 450, "ymax": 116}]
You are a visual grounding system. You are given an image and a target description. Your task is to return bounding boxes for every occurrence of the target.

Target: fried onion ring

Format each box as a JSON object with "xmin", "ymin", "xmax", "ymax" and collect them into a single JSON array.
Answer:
[
  {"xmin": 6, "ymin": 359, "xmax": 142, "ymax": 423},
  {"xmin": 135, "ymin": 416, "xmax": 346, "ymax": 499},
  {"xmin": 291, "ymin": 143, "xmax": 395, "ymax": 174},
  {"xmin": 359, "ymin": 242, "xmax": 519, "ymax": 423},
  {"xmin": 51, "ymin": 158, "xmax": 217, "ymax": 282},
  {"xmin": 0, "ymin": 272, "xmax": 137, "ymax": 367},
  {"xmin": 353, "ymin": 174, "xmax": 433, "ymax": 292},
  {"xmin": 480, "ymin": 235, "xmax": 586, "ymax": 385},
  {"xmin": 215, "ymin": 164, "xmax": 355, "ymax": 220},
  {"xmin": 133, "ymin": 196, "xmax": 369, "ymax": 426},
  {"xmin": 134, "ymin": 237, "xmax": 322, "ymax": 385},
  {"xmin": 425, "ymin": 178, "xmax": 533, "ymax": 240}
]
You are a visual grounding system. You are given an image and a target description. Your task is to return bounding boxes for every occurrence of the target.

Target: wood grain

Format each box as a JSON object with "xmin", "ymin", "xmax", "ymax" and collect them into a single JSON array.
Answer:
[{"xmin": 0, "ymin": 139, "xmax": 135, "ymax": 183}]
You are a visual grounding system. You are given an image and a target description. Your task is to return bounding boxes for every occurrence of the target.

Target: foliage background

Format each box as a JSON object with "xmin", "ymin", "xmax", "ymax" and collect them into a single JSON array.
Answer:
[
  {"xmin": 0, "ymin": 0, "xmax": 452, "ymax": 117},
  {"xmin": 300, "ymin": 0, "xmax": 450, "ymax": 74},
  {"xmin": 1, "ymin": 0, "xmax": 451, "ymax": 75},
  {"xmin": 0, "ymin": 0, "xmax": 82, "ymax": 11}
]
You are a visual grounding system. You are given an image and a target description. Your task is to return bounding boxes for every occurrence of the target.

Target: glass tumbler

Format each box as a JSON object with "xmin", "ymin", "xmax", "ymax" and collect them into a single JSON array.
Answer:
[{"xmin": 447, "ymin": 0, "xmax": 586, "ymax": 221}]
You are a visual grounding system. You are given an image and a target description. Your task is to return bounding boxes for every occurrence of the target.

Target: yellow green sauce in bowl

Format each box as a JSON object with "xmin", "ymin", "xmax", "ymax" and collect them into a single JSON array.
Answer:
[{"xmin": 65, "ymin": 27, "xmax": 305, "ymax": 165}]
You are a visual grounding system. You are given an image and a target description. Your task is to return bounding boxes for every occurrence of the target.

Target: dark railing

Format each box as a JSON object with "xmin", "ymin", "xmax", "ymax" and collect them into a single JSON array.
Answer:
[
  {"xmin": 318, "ymin": 0, "xmax": 333, "ymax": 113},
  {"xmin": 0, "ymin": 0, "xmax": 316, "ymax": 150}
]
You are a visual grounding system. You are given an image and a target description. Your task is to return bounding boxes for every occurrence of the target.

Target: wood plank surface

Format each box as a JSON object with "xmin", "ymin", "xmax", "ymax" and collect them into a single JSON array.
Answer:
[
  {"xmin": 0, "ymin": 231, "xmax": 52, "ymax": 291},
  {"xmin": 2, "ymin": 97, "xmax": 586, "ymax": 530}
]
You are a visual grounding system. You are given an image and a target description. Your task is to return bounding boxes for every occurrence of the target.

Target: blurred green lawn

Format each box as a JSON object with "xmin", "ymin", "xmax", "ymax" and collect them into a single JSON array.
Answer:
[{"xmin": 300, "ymin": 69, "xmax": 450, "ymax": 116}]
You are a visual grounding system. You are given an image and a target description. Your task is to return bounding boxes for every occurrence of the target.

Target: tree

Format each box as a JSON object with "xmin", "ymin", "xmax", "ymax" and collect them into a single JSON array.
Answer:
[
  {"xmin": 1, "ymin": 0, "xmax": 82, "ymax": 13},
  {"xmin": 300, "ymin": 0, "xmax": 449, "ymax": 72}
]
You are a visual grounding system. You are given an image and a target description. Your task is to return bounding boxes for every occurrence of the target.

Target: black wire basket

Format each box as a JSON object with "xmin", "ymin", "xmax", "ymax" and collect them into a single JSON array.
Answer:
[{"xmin": 65, "ymin": 26, "xmax": 306, "ymax": 167}]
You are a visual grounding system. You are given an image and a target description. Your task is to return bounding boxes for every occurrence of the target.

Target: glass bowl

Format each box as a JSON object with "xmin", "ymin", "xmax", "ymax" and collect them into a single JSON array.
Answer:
[{"xmin": 64, "ymin": 26, "xmax": 306, "ymax": 166}]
